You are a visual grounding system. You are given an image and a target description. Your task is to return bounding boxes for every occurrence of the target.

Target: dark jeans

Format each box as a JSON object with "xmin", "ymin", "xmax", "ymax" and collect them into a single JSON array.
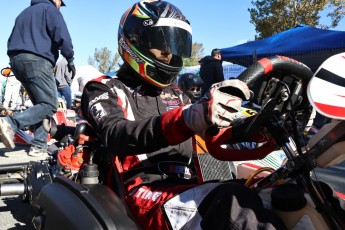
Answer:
[
  {"xmin": 8, "ymin": 53, "xmax": 58, "ymax": 149},
  {"xmin": 58, "ymin": 86, "xmax": 72, "ymax": 109}
]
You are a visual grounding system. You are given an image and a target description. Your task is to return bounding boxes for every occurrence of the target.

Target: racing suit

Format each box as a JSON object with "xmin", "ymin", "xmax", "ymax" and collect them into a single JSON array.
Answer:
[{"xmin": 81, "ymin": 75, "xmax": 286, "ymax": 230}]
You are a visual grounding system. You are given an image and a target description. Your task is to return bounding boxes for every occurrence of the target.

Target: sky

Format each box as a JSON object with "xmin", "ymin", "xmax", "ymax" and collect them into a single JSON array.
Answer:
[{"xmin": 0, "ymin": 0, "xmax": 345, "ymax": 69}]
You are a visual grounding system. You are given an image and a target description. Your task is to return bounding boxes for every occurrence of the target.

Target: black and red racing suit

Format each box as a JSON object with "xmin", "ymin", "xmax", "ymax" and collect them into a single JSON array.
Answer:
[{"xmin": 81, "ymin": 75, "xmax": 287, "ymax": 230}]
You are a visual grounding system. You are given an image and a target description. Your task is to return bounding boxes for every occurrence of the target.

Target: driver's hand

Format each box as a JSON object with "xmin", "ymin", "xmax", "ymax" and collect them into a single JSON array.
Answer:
[{"xmin": 182, "ymin": 79, "xmax": 251, "ymax": 132}]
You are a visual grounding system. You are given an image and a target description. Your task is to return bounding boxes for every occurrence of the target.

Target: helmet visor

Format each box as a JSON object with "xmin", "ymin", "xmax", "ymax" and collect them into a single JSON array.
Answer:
[{"xmin": 142, "ymin": 18, "xmax": 192, "ymax": 58}]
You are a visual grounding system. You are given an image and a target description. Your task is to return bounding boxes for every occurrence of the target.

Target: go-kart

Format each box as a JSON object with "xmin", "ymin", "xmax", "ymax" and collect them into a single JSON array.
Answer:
[{"xmin": 1, "ymin": 54, "xmax": 345, "ymax": 230}]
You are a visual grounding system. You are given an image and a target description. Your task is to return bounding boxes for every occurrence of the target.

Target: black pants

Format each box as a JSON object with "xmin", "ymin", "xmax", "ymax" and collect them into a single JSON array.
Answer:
[{"xmin": 198, "ymin": 182, "xmax": 287, "ymax": 230}]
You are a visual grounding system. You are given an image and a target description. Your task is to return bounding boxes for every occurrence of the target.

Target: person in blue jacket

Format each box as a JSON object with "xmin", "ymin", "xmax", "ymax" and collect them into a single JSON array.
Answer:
[{"xmin": 0, "ymin": 0, "xmax": 76, "ymax": 157}]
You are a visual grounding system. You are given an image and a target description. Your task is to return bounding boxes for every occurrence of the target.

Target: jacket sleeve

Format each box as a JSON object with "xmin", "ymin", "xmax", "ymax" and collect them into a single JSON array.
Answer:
[
  {"xmin": 47, "ymin": 8, "xmax": 74, "ymax": 62},
  {"xmin": 81, "ymin": 81, "xmax": 195, "ymax": 157},
  {"xmin": 81, "ymin": 81, "xmax": 169, "ymax": 156}
]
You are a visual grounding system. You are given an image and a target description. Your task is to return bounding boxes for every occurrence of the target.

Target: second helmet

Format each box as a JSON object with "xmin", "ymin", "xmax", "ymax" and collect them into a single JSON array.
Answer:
[{"xmin": 178, "ymin": 73, "xmax": 204, "ymax": 102}]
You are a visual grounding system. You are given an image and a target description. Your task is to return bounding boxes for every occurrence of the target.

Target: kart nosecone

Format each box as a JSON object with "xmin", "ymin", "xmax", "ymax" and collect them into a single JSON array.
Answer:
[{"xmin": 307, "ymin": 52, "xmax": 345, "ymax": 120}]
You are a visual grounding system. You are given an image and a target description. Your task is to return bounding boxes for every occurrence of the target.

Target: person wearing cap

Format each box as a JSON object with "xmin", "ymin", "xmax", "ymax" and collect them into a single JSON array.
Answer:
[
  {"xmin": 1, "ymin": 0, "xmax": 75, "ymax": 157},
  {"xmin": 199, "ymin": 48, "xmax": 225, "ymax": 96}
]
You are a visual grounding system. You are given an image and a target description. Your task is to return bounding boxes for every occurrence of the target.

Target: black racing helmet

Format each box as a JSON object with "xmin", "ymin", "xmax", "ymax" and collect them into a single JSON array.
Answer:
[
  {"xmin": 178, "ymin": 73, "xmax": 204, "ymax": 102},
  {"xmin": 118, "ymin": 0, "xmax": 192, "ymax": 88}
]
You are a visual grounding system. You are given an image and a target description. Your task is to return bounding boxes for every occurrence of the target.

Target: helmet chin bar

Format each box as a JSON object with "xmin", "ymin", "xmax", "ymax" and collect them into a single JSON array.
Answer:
[
  {"xmin": 154, "ymin": 57, "xmax": 182, "ymax": 76},
  {"xmin": 144, "ymin": 56, "xmax": 182, "ymax": 88}
]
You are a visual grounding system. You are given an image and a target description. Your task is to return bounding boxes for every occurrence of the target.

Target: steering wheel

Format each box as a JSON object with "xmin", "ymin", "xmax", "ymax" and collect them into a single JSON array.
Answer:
[
  {"xmin": 205, "ymin": 55, "xmax": 313, "ymax": 161},
  {"xmin": 240, "ymin": 55, "xmax": 313, "ymax": 113}
]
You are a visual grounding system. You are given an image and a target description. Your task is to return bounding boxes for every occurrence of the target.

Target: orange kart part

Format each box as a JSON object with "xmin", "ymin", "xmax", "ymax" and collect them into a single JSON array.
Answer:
[
  {"xmin": 205, "ymin": 127, "xmax": 279, "ymax": 161},
  {"xmin": 57, "ymin": 134, "xmax": 93, "ymax": 171},
  {"xmin": 58, "ymin": 143, "xmax": 90, "ymax": 171}
]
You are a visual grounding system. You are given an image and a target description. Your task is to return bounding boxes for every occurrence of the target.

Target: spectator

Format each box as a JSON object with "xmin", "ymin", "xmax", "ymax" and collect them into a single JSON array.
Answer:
[
  {"xmin": 55, "ymin": 57, "xmax": 73, "ymax": 109},
  {"xmin": 199, "ymin": 48, "xmax": 225, "ymax": 96},
  {"xmin": 2, "ymin": 72, "xmax": 21, "ymax": 110},
  {"xmin": 0, "ymin": 0, "xmax": 75, "ymax": 157},
  {"xmin": 81, "ymin": 1, "xmax": 285, "ymax": 229}
]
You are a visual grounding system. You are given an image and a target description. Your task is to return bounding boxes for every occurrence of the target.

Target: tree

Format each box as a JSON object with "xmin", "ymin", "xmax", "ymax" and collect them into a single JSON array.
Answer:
[
  {"xmin": 88, "ymin": 47, "xmax": 120, "ymax": 73},
  {"xmin": 183, "ymin": 42, "xmax": 204, "ymax": 67},
  {"xmin": 249, "ymin": 0, "xmax": 345, "ymax": 39}
]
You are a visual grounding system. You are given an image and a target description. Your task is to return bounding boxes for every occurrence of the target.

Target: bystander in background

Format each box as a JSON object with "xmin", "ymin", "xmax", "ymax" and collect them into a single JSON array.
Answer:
[
  {"xmin": 199, "ymin": 48, "xmax": 224, "ymax": 96},
  {"xmin": 2, "ymin": 72, "xmax": 21, "ymax": 110},
  {"xmin": 55, "ymin": 57, "xmax": 73, "ymax": 109}
]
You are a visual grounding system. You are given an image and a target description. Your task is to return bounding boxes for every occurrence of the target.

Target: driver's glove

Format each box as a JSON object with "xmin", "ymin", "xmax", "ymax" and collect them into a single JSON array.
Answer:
[
  {"xmin": 67, "ymin": 61, "xmax": 76, "ymax": 79},
  {"xmin": 161, "ymin": 79, "xmax": 251, "ymax": 145},
  {"xmin": 183, "ymin": 79, "xmax": 251, "ymax": 132}
]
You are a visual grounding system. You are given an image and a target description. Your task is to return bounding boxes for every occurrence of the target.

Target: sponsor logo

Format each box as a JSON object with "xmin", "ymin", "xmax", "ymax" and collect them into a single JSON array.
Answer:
[
  {"xmin": 160, "ymin": 92, "xmax": 178, "ymax": 100},
  {"xmin": 134, "ymin": 187, "xmax": 162, "ymax": 202},
  {"xmin": 88, "ymin": 92, "xmax": 109, "ymax": 122},
  {"xmin": 119, "ymin": 38, "xmax": 143, "ymax": 64},
  {"xmin": 143, "ymin": 19, "xmax": 154, "ymax": 26},
  {"xmin": 89, "ymin": 92, "xmax": 109, "ymax": 108},
  {"xmin": 160, "ymin": 92, "xmax": 181, "ymax": 111},
  {"xmin": 90, "ymin": 102, "xmax": 108, "ymax": 123}
]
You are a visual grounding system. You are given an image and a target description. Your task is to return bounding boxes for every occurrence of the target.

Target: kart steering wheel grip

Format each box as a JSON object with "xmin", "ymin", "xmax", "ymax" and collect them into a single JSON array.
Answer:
[{"xmin": 204, "ymin": 55, "xmax": 313, "ymax": 161}]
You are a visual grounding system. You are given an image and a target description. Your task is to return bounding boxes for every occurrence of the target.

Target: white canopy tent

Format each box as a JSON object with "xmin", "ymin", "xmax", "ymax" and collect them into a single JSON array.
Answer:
[
  {"xmin": 179, "ymin": 61, "xmax": 246, "ymax": 80},
  {"xmin": 71, "ymin": 65, "xmax": 104, "ymax": 99}
]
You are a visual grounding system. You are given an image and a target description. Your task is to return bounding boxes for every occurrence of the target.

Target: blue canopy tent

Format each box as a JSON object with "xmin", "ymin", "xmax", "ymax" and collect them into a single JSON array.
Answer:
[{"xmin": 221, "ymin": 25, "xmax": 345, "ymax": 72}]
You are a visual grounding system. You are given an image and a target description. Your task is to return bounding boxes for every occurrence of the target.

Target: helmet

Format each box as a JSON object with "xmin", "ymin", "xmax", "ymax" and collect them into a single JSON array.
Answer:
[
  {"xmin": 118, "ymin": 0, "xmax": 192, "ymax": 88},
  {"xmin": 178, "ymin": 73, "xmax": 204, "ymax": 102}
]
